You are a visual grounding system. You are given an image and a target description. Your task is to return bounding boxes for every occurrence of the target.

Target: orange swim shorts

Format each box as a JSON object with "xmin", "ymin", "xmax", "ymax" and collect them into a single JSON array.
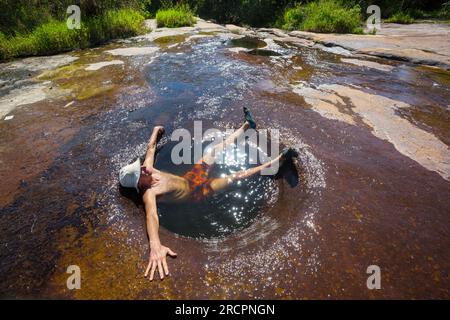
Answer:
[{"xmin": 183, "ymin": 163, "xmax": 214, "ymax": 201}]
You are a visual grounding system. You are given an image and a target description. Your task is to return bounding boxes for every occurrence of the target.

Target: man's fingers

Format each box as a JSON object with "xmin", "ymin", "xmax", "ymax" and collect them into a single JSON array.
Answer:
[
  {"xmin": 150, "ymin": 261, "xmax": 157, "ymax": 281},
  {"xmin": 157, "ymin": 261, "xmax": 164, "ymax": 280},
  {"xmin": 144, "ymin": 261, "xmax": 151, "ymax": 277},
  {"xmin": 162, "ymin": 258, "xmax": 169, "ymax": 276},
  {"xmin": 167, "ymin": 248, "xmax": 177, "ymax": 257}
]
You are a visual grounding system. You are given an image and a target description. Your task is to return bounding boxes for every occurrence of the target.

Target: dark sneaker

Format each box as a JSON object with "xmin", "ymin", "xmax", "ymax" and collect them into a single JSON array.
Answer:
[
  {"xmin": 243, "ymin": 107, "xmax": 257, "ymax": 129},
  {"xmin": 281, "ymin": 147, "xmax": 299, "ymax": 160}
]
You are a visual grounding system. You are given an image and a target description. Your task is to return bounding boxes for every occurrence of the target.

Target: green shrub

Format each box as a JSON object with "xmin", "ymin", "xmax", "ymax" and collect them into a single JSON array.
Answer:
[
  {"xmin": 0, "ymin": 32, "xmax": 13, "ymax": 60},
  {"xmin": 140, "ymin": 0, "xmax": 154, "ymax": 18},
  {"xmin": 0, "ymin": 20, "xmax": 88, "ymax": 59},
  {"xmin": 0, "ymin": 9, "xmax": 145, "ymax": 61},
  {"xmin": 281, "ymin": 6, "xmax": 308, "ymax": 30},
  {"xmin": 385, "ymin": 12, "xmax": 415, "ymax": 24},
  {"xmin": 0, "ymin": 0, "xmax": 144, "ymax": 37},
  {"xmin": 30, "ymin": 20, "xmax": 89, "ymax": 55},
  {"xmin": 280, "ymin": 0, "xmax": 363, "ymax": 34},
  {"xmin": 88, "ymin": 9, "xmax": 146, "ymax": 45},
  {"xmin": 156, "ymin": 4, "xmax": 196, "ymax": 28}
]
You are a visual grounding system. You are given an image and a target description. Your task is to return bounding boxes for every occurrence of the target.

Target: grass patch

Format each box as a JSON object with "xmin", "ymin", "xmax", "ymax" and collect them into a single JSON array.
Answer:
[
  {"xmin": 0, "ymin": 9, "xmax": 145, "ymax": 61},
  {"xmin": 385, "ymin": 12, "xmax": 415, "ymax": 24},
  {"xmin": 0, "ymin": 21, "xmax": 89, "ymax": 60},
  {"xmin": 280, "ymin": 0, "xmax": 363, "ymax": 34},
  {"xmin": 156, "ymin": 4, "xmax": 196, "ymax": 28},
  {"xmin": 87, "ymin": 9, "xmax": 146, "ymax": 45}
]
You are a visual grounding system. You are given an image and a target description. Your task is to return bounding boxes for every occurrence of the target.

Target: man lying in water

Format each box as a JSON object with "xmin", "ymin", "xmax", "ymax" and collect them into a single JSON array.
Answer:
[{"xmin": 119, "ymin": 107, "xmax": 298, "ymax": 281}]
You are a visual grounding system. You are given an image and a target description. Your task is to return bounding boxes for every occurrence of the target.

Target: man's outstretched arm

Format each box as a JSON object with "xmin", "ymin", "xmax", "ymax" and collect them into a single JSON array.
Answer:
[
  {"xmin": 143, "ymin": 126, "xmax": 164, "ymax": 169},
  {"xmin": 143, "ymin": 190, "xmax": 177, "ymax": 281}
]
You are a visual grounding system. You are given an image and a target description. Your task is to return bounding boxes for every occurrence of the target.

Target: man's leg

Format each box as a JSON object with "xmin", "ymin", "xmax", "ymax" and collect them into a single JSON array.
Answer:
[
  {"xmin": 143, "ymin": 126, "xmax": 164, "ymax": 169},
  {"xmin": 209, "ymin": 154, "xmax": 282, "ymax": 192},
  {"xmin": 209, "ymin": 147, "xmax": 299, "ymax": 192},
  {"xmin": 199, "ymin": 121, "xmax": 250, "ymax": 166},
  {"xmin": 198, "ymin": 107, "xmax": 257, "ymax": 166}
]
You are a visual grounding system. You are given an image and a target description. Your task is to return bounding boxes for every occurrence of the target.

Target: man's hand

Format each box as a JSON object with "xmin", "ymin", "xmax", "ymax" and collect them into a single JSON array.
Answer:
[
  {"xmin": 144, "ymin": 243, "xmax": 177, "ymax": 281},
  {"xmin": 153, "ymin": 125, "xmax": 165, "ymax": 134},
  {"xmin": 152, "ymin": 126, "xmax": 165, "ymax": 142}
]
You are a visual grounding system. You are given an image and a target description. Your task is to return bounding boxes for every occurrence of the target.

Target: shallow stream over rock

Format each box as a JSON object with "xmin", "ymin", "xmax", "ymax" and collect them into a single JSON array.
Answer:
[{"xmin": 0, "ymin": 25, "xmax": 449, "ymax": 299}]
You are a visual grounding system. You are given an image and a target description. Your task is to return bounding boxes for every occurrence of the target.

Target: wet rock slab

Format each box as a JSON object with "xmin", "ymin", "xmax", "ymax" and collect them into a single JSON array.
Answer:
[
  {"xmin": 0, "ymin": 19, "xmax": 449, "ymax": 300},
  {"xmin": 288, "ymin": 23, "xmax": 450, "ymax": 70},
  {"xmin": 105, "ymin": 47, "xmax": 159, "ymax": 56},
  {"xmin": 340, "ymin": 58, "xmax": 394, "ymax": 72},
  {"xmin": 2, "ymin": 54, "xmax": 79, "ymax": 73},
  {"xmin": 291, "ymin": 83, "xmax": 450, "ymax": 181},
  {"xmin": 85, "ymin": 60, "xmax": 124, "ymax": 71}
]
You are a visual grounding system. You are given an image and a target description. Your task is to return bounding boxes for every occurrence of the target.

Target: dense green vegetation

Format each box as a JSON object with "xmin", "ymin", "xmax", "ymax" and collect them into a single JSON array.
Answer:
[
  {"xmin": 387, "ymin": 1, "xmax": 450, "ymax": 21},
  {"xmin": 0, "ymin": 21, "xmax": 88, "ymax": 60},
  {"xmin": 87, "ymin": 9, "xmax": 146, "ymax": 44},
  {"xmin": 182, "ymin": 0, "xmax": 449, "ymax": 26},
  {"xmin": 385, "ymin": 12, "xmax": 415, "ymax": 24},
  {"xmin": 0, "ymin": 0, "xmax": 143, "ymax": 36},
  {"xmin": 280, "ymin": 0, "xmax": 363, "ymax": 33},
  {"xmin": 0, "ymin": 0, "xmax": 448, "ymax": 61},
  {"xmin": 0, "ymin": 9, "xmax": 145, "ymax": 60},
  {"xmin": 156, "ymin": 3, "xmax": 196, "ymax": 27}
]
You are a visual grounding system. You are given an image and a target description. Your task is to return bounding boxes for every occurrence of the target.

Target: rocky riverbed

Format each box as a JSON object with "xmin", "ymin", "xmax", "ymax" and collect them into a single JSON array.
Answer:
[{"xmin": 0, "ymin": 18, "xmax": 449, "ymax": 299}]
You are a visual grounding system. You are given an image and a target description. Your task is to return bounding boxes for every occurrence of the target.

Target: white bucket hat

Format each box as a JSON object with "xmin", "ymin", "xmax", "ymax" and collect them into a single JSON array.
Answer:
[{"xmin": 118, "ymin": 158, "xmax": 141, "ymax": 192}]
